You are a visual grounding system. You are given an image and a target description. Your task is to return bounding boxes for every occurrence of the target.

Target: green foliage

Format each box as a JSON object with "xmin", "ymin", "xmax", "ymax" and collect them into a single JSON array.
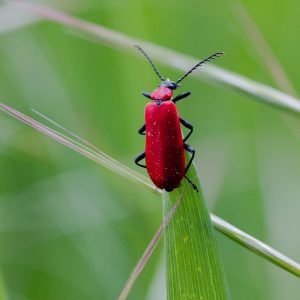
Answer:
[{"xmin": 1, "ymin": 1, "xmax": 300, "ymax": 300}]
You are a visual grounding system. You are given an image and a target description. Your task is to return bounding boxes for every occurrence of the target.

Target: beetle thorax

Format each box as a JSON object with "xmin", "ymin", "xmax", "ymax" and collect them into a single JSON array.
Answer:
[{"xmin": 150, "ymin": 86, "xmax": 173, "ymax": 101}]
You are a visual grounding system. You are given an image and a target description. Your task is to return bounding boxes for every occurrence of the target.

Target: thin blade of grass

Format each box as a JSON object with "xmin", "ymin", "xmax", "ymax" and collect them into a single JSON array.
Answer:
[
  {"xmin": 118, "ymin": 185, "xmax": 189, "ymax": 300},
  {"xmin": 212, "ymin": 215, "xmax": 300, "ymax": 277},
  {"xmin": 1, "ymin": 102, "xmax": 299, "ymax": 277},
  {"xmin": 31, "ymin": 108, "xmax": 114, "ymax": 160},
  {"xmin": 0, "ymin": 103, "xmax": 156, "ymax": 193},
  {"xmin": 9, "ymin": 0, "xmax": 300, "ymax": 114}
]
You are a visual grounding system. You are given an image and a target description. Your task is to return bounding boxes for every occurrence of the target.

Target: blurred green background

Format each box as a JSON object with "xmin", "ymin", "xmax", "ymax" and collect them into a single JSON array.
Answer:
[{"xmin": 0, "ymin": 0, "xmax": 299, "ymax": 299}]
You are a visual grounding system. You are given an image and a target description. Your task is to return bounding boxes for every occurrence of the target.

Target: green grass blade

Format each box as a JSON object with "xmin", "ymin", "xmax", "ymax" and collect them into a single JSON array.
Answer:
[
  {"xmin": 9, "ymin": 0, "xmax": 300, "ymax": 114},
  {"xmin": 0, "ymin": 103, "xmax": 156, "ymax": 194},
  {"xmin": 164, "ymin": 165, "xmax": 230, "ymax": 299},
  {"xmin": 1, "ymin": 102, "xmax": 299, "ymax": 278},
  {"xmin": 212, "ymin": 215, "xmax": 300, "ymax": 277}
]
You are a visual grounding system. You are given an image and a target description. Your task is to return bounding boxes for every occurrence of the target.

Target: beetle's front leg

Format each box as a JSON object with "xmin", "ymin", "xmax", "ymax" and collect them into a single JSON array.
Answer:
[
  {"xmin": 142, "ymin": 92, "xmax": 152, "ymax": 99},
  {"xmin": 172, "ymin": 91, "xmax": 191, "ymax": 103},
  {"xmin": 138, "ymin": 124, "xmax": 146, "ymax": 135}
]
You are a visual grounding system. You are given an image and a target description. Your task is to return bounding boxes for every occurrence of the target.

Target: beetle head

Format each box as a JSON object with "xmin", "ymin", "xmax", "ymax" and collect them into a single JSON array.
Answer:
[{"xmin": 159, "ymin": 79, "xmax": 180, "ymax": 90}]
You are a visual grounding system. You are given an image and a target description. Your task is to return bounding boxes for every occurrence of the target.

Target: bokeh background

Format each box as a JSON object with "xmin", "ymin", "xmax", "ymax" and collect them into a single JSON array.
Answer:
[{"xmin": 0, "ymin": 0, "xmax": 300, "ymax": 299}]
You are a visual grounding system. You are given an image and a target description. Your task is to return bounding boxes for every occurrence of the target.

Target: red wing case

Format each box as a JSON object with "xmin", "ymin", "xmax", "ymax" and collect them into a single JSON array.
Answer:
[{"xmin": 145, "ymin": 101, "xmax": 185, "ymax": 191}]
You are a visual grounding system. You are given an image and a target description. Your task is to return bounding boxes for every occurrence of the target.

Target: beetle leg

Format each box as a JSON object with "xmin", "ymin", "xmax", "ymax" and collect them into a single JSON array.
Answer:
[
  {"xmin": 172, "ymin": 91, "xmax": 191, "ymax": 103},
  {"xmin": 142, "ymin": 92, "xmax": 152, "ymax": 99},
  {"xmin": 138, "ymin": 124, "xmax": 146, "ymax": 135},
  {"xmin": 180, "ymin": 117, "xmax": 193, "ymax": 142},
  {"xmin": 184, "ymin": 175, "xmax": 199, "ymax": 192},
  {"xmin": 183, "ymin": 143, "xmax": 198, "ymax": 192},
  {"xmin": 184, "ymin": 143, "xmax": 195, "ymax": 173},
  {"xmin": 134, "ymin": 151, "xmax": 146, "ymax": 168}
]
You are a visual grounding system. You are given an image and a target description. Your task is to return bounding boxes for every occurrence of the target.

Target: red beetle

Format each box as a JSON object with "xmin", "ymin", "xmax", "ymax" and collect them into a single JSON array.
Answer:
[{"xmin": 134, "ymin": 46, "xmax": 223, "ymax": 192}]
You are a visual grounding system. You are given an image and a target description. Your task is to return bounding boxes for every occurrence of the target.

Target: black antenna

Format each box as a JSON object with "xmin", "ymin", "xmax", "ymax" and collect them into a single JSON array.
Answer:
[
  {"xmin": 135, "ymin": 45, "xmax": 165, "ymax": 81},
  {"xmin": 176, "ymin": 52, "xmax": 224, "ymax": 84}
]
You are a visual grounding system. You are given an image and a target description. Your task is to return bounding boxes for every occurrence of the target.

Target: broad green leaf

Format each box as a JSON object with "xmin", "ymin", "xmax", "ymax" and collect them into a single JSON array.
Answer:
[{"xmin": 163, "ymin": 164, "xmax": 230, "ymax": 299}]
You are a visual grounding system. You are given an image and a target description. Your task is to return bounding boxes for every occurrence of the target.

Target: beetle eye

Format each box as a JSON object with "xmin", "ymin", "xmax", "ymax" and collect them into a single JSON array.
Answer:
[{"xmin": 170, "ymin": 82, "xmax": 178, "ymax": 90}]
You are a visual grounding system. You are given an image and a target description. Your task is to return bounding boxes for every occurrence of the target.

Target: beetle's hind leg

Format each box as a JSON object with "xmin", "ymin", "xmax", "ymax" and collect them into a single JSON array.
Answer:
[
  {"xmin": 183, "ymin": 143, "xmax": 198, "ymax": 192},
  {"xmin": 184, "ymin": 143, "xmax": 195, "ymax": 173},
  {"xmin": 134, "ymin": 151, "xmax": 146, "ymax": 168},
  {"xmin": 184, "ymin": 175, "xmax": 199, "ymax": 192}
]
